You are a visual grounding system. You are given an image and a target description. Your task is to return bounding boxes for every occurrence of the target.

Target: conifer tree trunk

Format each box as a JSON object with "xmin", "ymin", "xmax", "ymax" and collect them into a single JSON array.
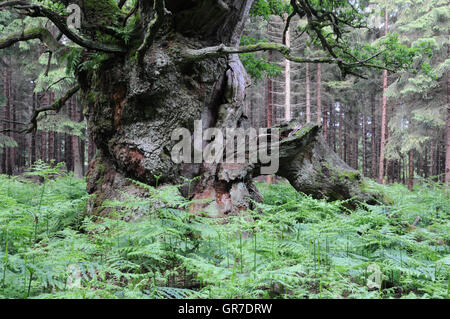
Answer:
[
  {"xmin": 48, "ymin": 92, "xmax": 54, "ymax": 163},
  {"xmin": 353, "ymin": 111, "xmax": 359, "ymax": 170},
  {"xmin": 362, "ymin": 110, "xmax": 367, "ymax": 176},
  {"xmin": 371, "ymin": 93, "xmax": 377, "ymax": 179},
  {"xmin": 329, "ymin": 102, "xmax": 335, "ymax": 151},
  {"xmin": 55, "ymin": 133, "xmax": 60, "ymax": 163},
  {"xmin": 445, "ymin": 30, "xmax": 450, "ymax": 184},
  {"xmin": 306, "ymin": 63, "xmax": 311, "ymax": 123},
  {"xmin": 40, "ymin": 93, "xmax": 47, "ymax": 163},
  {"xmin": 266, "ymin": 49, "xmax": 274, "ymax": 184},
  {"xmin": 402, "ymin": 155, "xmax": 406, "ymax": 184},
  {"xmin": 81, "ymin": 138, "xmax": 86, "ymax": 176},
  {"xmin": 423, "ymin": 147, "xmax": 428, "ymax": 179},
  {"xmin": 378, "ymin": 2, "xmax": 389, "ymax": 184},
  {"xmin": 42, "ymin": 132, "xmax": 47, "ymax": 163},
  {"xmin": 408, "ymin": 150, "xmax": 414, "ymax": 190},
  {"xmin": 72, "ymin": 97, "xmax": 83, "ymax": 178},
  {"xmin": 345, "ymin": 108, "xmax": 350, "ymax": 164},
  {"xmin": 5, "ymin": 66, "xmax": 12, "ymax": 176},
  {"xmin": 11, "ymin": 78, "xmax": 17, "ymax": 174},
  {"xmin": 1, "ymin": 67, "xmax": 7, "ymax": 174},
  {"xmin": 64, "ymin": 98, "xmax": 73, "ymax": 172},
  {"xmin": 284, "ymin": 14, "xmax": 291, "ymax": 122},
  {"xmin": 430, "ymin": 142, "xmax": 434, "ymax": 178},
  {"xmin": 30, "ymin": 93, "xmax": 36, "ymax": 166}
]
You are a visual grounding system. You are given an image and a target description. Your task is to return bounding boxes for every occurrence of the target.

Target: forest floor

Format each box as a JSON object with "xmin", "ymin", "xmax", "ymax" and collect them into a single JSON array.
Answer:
[{"xmin": 0, "ymin": 161, "xmax": 449, "ymax": 299}]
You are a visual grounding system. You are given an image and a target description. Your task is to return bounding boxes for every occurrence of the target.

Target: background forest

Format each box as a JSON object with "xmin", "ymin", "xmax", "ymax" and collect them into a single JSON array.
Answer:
[{"xmin": 0, "ymin": 0, "xmax": 449, "ymax": 299}]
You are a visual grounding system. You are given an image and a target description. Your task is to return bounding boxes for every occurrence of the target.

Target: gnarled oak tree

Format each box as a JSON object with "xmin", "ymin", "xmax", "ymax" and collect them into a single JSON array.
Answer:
[{"xmin": 0, "ymin": 0, "xmax": 417, "ymax": 215}]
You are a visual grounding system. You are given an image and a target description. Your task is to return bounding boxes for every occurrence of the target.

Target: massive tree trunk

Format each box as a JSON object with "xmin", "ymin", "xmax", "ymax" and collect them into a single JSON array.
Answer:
[
  {"xmin": 323, "ymin": 102, "xmax": 328, "ymax": 142},
  {"xmin": 39, "ymin": 0, "xmax": 380, "ymax": 216},
  {"xmin": 316, "ymin": 64, "xmax": 321, "ymax": 126},
  {"xmin": 85, "ymin": 0, "xmax": 258, "ymax": 215}
]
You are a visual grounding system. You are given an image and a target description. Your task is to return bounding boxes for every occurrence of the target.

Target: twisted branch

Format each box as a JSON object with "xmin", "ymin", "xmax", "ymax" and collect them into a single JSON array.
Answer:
[
  {"xmin": 136, "ymin": 0, "xmax": 167, "ymax": 63},
  {"xmin": 1, "ymin": 1, "xmax": 126, "ymax": 53},
  {"xmin": 20, "ymin": 85, "xmax": 80, "ymax": 134},
  {"xmin": 184, "ymin": 43, "xmax": 394, "ymax": 73}
]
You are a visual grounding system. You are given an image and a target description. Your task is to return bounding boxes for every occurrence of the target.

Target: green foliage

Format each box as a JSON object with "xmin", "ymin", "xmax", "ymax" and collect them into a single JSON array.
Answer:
[
  {"xmin": 38, "ymin": 0, "xmax": 66, "ymax": 15},
  {"xmin": 250, "ymin": 0, "xmax": 291, "ymax": 20},
  {"xmin": 1, "ymin": 167, "xmax": 448, "ymax": 299},
  {"xmin": 106, "ymin": 18, "xmax": 139, "ymax": 47},
  {"xmin": 61, "ymin": 48, "xmax": 83, "ymax": 76},
  {"xmin": 0, "ymin": 134, "xmax": 18, "ymax": 152},
  {"xmin": 240, "ymin": 36, "xmax": 283, "ymax": 82},
  {"xmin": 382, "ymin": 0, "xmax": 449, "ymax": 159}
]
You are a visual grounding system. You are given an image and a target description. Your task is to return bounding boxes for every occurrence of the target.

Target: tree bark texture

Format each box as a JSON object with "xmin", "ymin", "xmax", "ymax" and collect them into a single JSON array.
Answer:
[{"xmin": 77, "ymin": 0, "xmax": 382, "ymax": 216}]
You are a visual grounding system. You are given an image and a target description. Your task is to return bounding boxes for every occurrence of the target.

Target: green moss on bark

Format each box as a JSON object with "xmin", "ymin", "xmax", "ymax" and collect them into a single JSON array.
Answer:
[{"xmin": 84, "ymin": 0, "xmax": 125, "ymax": 26}]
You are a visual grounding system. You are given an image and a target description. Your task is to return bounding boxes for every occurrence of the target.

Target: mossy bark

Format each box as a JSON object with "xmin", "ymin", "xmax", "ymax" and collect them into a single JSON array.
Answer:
[
  {"xmin": 81, "ymin": 0, "xmax": 258, "ymax": 216},
  {"xmin": 77, "ymin": 0, "xmax": 377, "ymax": 216},
  {"xmin": 276, "ymin": 123, "xmax": 385, "ymax": 208}
]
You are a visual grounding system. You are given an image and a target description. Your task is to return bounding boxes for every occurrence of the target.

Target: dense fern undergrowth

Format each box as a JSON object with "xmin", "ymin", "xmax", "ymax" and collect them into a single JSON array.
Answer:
[{"xmin": 0, "ymin": 162, "xmax": 448, "ymax": 299}]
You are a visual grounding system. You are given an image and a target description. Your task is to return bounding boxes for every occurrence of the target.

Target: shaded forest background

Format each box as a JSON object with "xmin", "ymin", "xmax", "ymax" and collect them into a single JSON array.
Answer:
[{"xmin": 0, "ymin": 0, "xmax": 449, "ymax": 189}]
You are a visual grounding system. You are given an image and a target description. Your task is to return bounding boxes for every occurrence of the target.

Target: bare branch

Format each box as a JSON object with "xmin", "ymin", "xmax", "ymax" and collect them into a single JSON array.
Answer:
[
  {"xmin": 0, "ymin": 27, "xmax": 63, "ymax": 52},
  {"xmin": 20, "ymin": 85, "xmax": 80, "ymax": 134},
  {"xmin": 184, "ymin": 42, "xmax": 394, "ymax": 73},
  {"xmin": 346, "ymin": 51, "xmax": 384, "ymax": 66},
  {"xmin": 44, "ymin": 51, "xmax": 53, "ymax": 76},
  {"xmin": 44, "ymin": 77, "xmax": 75, "ymax": 93},
  {"xmin": 0, "ymin": 1, "xmax": 28, "ymax": 8},
  {"xmin": 118, "ymin": 0, "xmax": 128, "ymax": 9}
]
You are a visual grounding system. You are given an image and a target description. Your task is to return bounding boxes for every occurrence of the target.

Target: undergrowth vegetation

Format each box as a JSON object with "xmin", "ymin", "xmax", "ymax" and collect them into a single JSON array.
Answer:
[{"xmin": 0, "ymin": 162, "xmax": 448, "ymax": 299}]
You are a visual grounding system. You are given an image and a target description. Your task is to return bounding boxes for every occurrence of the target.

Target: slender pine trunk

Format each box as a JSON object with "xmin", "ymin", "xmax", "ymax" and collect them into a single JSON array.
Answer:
[
  {"xmin": 408, "ymin": 150, "xmax": 414, "ymax": 191},
  {"xmin": 378, "ymin": 3, "xmax": 389, "ymax": 184},
  {"xmin": 445, "ymin": 30, "xmax": 450, "ymax": 184}
]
